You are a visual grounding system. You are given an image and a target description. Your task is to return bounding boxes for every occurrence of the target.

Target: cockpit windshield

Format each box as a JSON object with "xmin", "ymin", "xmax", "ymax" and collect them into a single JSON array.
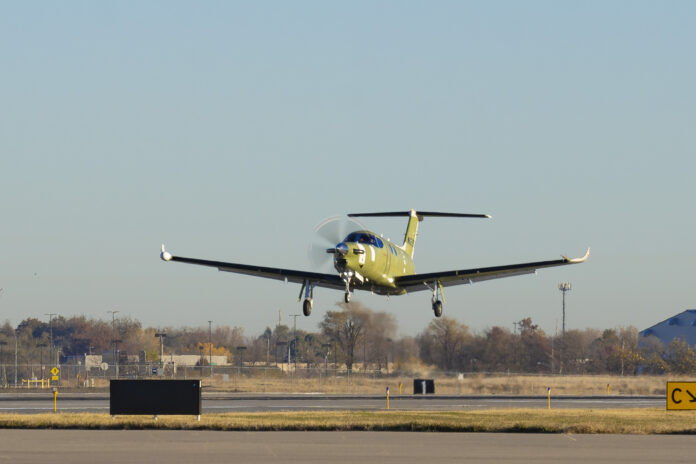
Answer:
[{"xmin": 344, "ymin": 232, "xmax": 383, "ymax": 248}]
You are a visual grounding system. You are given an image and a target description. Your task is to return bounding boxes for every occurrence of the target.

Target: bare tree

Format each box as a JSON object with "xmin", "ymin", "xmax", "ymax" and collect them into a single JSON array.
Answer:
[{"xmin": 320, "ymin": 303, "xmax": 371, "ymax": 371}]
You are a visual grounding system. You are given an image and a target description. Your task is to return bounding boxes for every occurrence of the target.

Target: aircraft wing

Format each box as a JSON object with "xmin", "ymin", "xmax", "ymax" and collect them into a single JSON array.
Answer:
[
  {"xmin": 394, "ymin": 248, "xmax": 590, "ymax": 292},
  {"xmin": 160, "ymin": 246, "xmax": 345, "ymax": 291}
]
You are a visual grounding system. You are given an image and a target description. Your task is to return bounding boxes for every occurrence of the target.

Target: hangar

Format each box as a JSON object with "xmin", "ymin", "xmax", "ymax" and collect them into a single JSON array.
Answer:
[{"xmin": 639, "ymin": 309, "xmax": 696, "ymax": 347}]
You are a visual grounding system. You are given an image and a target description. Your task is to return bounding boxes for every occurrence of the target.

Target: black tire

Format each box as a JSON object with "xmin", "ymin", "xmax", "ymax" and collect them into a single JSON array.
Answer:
[
  {"xmin": 433, "ymin": 300, "xmax": 443, "ymax": 317},
  {"xmin": 344, "ymin": 292, "xmax": 351, "ymax": 303},
  {"xmin": 303, "ymin": 299, "xmax": 312, "ymax": 316}
]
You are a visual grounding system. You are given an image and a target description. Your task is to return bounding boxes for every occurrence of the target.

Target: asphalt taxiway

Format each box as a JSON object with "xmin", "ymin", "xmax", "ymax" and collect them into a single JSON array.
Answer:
[
  {"xmin": 1, "ymin": 430, "xmax": 694, "ymax": 464},
  {"xmin": 0, "ymin": 393, "xmax": 664, "ymax": 414}
]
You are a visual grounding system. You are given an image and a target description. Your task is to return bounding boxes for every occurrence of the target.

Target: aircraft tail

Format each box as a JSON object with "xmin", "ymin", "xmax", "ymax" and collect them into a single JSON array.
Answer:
[
  {"xmin": 402, "ymin": 209, "xmax": 420, "ymax": 258},
  {"xmin": 347, "ymin": 209, "xmax": 491, "ymax": 259}
]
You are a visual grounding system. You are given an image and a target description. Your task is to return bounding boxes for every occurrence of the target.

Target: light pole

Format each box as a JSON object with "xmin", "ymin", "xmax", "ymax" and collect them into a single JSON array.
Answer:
[
  {"xmin": 236, "ymin": 346, "xmax": 247, "ymax": 369},
  {"xmin": 154, "ymin": 332, "xmax": 166, "ymax": 367},
  {"xmin": 44, "ymin": 313, "xmax": 57, "ymax": 366},
  {"xmin": 291, "ymin": 314, "xmax": 300, "ymax": 371},
  {"xmin": 0, "ymin": 340, "xmax": 7, "ymax": 387},
  {"xmin": 36, "ymin": 343, "xmax": 47, "ymax": 379},
  {"xmin": 14, "ymin": 329, "xmax": 19, "ymax": 387},
  {"xmin": 558, "ymin": 282, "xmax": 572, "ymax": 336},
  {"xmin": 208, "ymin": 320, "xmax": 213, "ymax": 377},
  {"xmin": 322, "ymin": 343, "xmax": 331, "ymax": 376},
  {"xmin": 107, "ymin": 310, "xmax": 119, "ymax": 373},
  {"xmin": 112, "ymin": 339, "xmax": 122, "ymax": 378}
]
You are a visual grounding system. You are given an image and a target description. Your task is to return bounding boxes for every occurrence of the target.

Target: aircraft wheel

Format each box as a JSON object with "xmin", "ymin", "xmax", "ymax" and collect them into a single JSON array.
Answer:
[
  {"xmin": 344, "ymin": 292, "xmax": 351, "ymax": 303},
  {"xmin": 303, "ymin": 299, "xmax": 312, "ymax": 316},
  {"xmin": 432, "ymin": 300, "xmax": 443, "ymax": 317}
]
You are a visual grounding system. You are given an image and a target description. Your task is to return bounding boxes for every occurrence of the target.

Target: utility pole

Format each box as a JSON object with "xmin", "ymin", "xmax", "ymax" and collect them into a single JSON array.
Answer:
[
  {"xmin": 107, "ymin": 310, "xmax": 119, "ymax": 367},
  {"xmin": 14, "ymin": 329, "xmax": 18, "ymax": 387},
  {"xmin": 208, "ymin": 320, "xmax": 213, "ymax": 377},
  {"xmin": 44, "ymin": 313, "xmax": 57, "ymax": 366},
  {"xmin": 558, "ymin": 282, "xmax": 572, "ymax": 336},
  {"xmin": 291, "ymin": 314, "xmax": 300, "ymax": 371},
  {"xmin": 154, "ymin": 332, "xmax": 166, "ymax": 367},
  {"xmin": 37, "ymin": 343, "xmax": 47, "ymax": 379},
  {"xmin": 0, "ymin": 340, "xmax": 7, "ymax": 387}
]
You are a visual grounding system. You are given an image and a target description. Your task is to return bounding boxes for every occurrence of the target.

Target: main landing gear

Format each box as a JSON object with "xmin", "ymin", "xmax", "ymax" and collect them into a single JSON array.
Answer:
[
  {"xmin": 300, "ymin": 280, "xmax": 316, "ymax": 316},
  {"xmin": 428, "ymin": 281, "xmax": 445, "ymax": 317},
  {"xmin": 299, "ymin": 277, "xmax": 353, "ymax": 317},
  {"xmin": 432, "ymin": 300, "xmax": 443, "ymax": 317},
  {"xmin": 303, "ymin": 298, "xmax": 313, "ymax": 316}
]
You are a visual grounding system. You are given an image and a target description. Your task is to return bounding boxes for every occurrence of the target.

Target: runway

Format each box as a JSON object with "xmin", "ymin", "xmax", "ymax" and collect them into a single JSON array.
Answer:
[
  {"xmin": 0, "ymin": 430, "xmax": 694, "ymax": 464},
  {"xmin": 0, "ymin": 393, "xmax": 664, "ymax": 414}
]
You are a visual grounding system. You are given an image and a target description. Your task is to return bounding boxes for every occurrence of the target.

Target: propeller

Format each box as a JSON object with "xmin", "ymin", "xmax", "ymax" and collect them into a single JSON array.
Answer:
[{"xmin": 308, "ymin": 215, "xmax": 366, "ymax": 270}]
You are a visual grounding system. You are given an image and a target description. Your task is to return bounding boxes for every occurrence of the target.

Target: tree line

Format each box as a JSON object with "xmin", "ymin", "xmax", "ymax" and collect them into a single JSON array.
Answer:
[{"xmin": 0, "ymin": 303, "xmax": 692, "ymax": 375}]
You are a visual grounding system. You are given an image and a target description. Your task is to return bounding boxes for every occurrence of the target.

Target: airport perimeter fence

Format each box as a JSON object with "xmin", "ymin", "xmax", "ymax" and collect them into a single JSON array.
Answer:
[
  {"xmin": 0, "ymin": 363, "xmax": 400, "ymax": 389},
  {"xmin": 0, "ymin": 363, "xmax": 649, "ymax": 395}
]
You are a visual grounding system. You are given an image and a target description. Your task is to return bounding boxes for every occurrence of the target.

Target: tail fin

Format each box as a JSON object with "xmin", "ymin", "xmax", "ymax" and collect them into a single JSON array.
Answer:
[
  {"xmin": 403, "ymin": 209, "xmax": 420, "ymax": 258},
  {"xmin": 346, "ymin": 209, "xmax": 491, "ymax": 259}
]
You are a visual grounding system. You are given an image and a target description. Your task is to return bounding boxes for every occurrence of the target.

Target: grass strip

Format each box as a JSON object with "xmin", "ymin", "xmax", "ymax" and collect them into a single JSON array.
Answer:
[{"xmin": 2, "ymin": 409, "xmax": 696, "ymax": 434}]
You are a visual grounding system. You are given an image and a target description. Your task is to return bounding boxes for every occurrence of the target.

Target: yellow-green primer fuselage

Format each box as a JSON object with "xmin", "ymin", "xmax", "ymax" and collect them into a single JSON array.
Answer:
[{"xmin": 332, "ymin": 212, "xmax": 420, "ymax": 295}]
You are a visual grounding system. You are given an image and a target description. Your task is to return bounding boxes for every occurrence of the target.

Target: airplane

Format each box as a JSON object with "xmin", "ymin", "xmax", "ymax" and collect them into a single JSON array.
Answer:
[{"xmin": 160, "ymin": 209, "xmax": 589, "ymax": 318}]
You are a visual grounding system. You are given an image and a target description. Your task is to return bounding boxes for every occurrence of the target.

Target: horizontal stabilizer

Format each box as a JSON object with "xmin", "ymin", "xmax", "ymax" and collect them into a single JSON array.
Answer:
[{"xmin": 348, "ymin": 211, "xmax": 491, "ymax": 219}]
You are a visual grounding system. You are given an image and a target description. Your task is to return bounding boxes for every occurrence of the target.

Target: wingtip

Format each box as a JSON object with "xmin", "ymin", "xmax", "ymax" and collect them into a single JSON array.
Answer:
[
  {"xmin": 564, "ymin": 247, "xmax": 590, "ymax": 263},
  {"xmin": 160, "ymin": 244, "xmax": 173, "ymax": 261}
]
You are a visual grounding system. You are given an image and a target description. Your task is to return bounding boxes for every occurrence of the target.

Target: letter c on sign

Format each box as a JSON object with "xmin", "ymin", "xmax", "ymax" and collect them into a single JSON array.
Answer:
[{"xmin": 672, "ymin": 387, "xmax": 682, "ymax": 404}]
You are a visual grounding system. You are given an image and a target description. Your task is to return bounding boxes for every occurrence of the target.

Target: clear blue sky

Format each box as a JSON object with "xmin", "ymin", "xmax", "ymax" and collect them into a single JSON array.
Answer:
[{"xmin": 2, "ymin": 1, "xmax": 695, "ymax": 336}]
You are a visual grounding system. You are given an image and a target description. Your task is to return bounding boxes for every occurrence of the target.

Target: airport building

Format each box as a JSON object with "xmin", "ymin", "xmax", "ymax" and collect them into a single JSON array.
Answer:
[{"xmin": 639, "ymin": 309, "xmax": 696, "ymax": 347}]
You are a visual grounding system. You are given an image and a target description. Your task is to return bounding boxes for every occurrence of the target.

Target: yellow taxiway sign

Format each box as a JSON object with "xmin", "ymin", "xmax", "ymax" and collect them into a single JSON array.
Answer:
[{"xmin": 667, "ymin": 382, "xmax": 696, "ymax": 410}]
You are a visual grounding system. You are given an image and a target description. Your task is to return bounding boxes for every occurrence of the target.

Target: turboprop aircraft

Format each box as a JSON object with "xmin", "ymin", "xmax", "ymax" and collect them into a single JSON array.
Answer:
[{"xmin": 160, "ymin": 209, "xmax": 589, "ymax": 317}]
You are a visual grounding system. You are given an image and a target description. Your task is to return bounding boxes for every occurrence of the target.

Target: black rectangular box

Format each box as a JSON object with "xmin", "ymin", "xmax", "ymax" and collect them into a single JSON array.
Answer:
[
  {"xmin": 110, "ymin": 380, "xmax": 201, "ymax": 415},
  {"xmin": 413, "ymin": 379, "xmax": 435, "ymax": 394}
]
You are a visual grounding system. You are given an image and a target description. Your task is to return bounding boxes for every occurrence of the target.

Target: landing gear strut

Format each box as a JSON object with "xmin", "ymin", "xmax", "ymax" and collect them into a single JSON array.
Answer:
[{"xmin": 342, "ymin": 273, "xmax": 352, "ymax": 304}]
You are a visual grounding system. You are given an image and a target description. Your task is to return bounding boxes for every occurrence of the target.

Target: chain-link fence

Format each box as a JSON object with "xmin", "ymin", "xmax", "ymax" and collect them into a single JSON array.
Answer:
[
  {"xmin": 0, "ymin": 363, "xmax": 659, "ymax": 395},
  {"xmin": 0, "ymin": 362, "xmax": 399, "ymax": 391}
]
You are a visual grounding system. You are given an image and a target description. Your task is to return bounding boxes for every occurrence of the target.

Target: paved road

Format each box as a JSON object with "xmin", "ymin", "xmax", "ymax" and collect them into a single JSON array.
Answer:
[
  {"xmin": 0, "ymin": 430, "xmax": 694, "ymax": 464},
  {"xmin": 0, "ymin": 393, "xmax": 664, "ymax": 413}
]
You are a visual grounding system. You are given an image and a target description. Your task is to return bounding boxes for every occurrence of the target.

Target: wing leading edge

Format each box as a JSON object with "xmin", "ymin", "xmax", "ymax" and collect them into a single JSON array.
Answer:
[
  {"xmin": 394, "ymin": 248, "xmax": 590, "ymax": 292},
  {"xmin": 160, "ymin": 246, "xmax": 345, "ymax": 291}
]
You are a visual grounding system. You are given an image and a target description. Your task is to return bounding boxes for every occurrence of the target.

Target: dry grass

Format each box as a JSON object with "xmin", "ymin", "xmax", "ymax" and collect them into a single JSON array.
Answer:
[
  {"xmin": 1, "ymin": 409, "xmax": 695, "ymax": 434},
  {"xmin": 202, "ymin": 373, "xmax": 673, "ymax": 396}
]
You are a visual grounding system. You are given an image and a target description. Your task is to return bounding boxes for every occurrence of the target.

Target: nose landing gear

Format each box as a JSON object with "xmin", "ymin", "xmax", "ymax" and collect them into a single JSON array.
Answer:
[{"xmin": 341, "ymin": 273, "xmax": 352, "ymax": 304}]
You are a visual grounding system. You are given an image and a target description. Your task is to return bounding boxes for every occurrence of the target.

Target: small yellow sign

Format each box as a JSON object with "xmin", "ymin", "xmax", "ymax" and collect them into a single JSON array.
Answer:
[
  {"xmin": 667, "ymin": 382, "xmax": 696, "ymax": 410},
  {"xmin": 50, "ymin": 367, "xmax": 59, "ymax": 376}
]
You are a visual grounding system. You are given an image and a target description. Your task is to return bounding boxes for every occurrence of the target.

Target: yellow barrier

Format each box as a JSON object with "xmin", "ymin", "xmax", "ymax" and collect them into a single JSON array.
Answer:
[{"xmin": 21, "ymin": 379, "xmax": 51, "ymax": 389}]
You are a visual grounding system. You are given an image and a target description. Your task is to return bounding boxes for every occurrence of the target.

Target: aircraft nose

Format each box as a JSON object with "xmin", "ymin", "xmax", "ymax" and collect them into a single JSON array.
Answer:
[{"xmin": 335, "ymin": 242, "xmax": 349, "ymax": 255}]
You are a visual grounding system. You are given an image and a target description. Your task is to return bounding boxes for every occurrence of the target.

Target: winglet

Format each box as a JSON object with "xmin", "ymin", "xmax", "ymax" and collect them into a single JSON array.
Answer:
[
  {"xmin": 160, "ymin": 244, "xmax": 173, "ymax": 261},
  {"xmin": 563, "ymin": 247, "xmax": 590, "ymax": 264}
]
